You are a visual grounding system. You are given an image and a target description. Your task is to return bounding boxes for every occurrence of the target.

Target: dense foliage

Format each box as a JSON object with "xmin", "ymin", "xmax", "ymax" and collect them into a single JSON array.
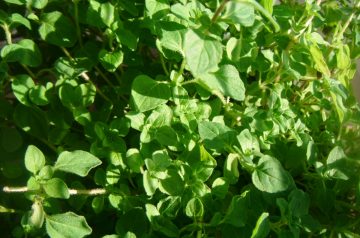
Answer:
[{"xmin": 1, "ymin": 0, "xmax": 360, "ymax": 237}]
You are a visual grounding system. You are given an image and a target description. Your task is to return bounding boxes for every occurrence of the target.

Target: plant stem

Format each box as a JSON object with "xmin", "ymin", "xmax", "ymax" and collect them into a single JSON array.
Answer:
[
  {"xmin": 3, "ymin": 186, "xmax": 107, "ymax": 196},
  {"xmin": 240, "ymin": 0, "xmax": 280, "ymax": 32},
  {"xmin": 160, "ymin": 54, "xmax": 170, "ymax": 76},
  {"xmin": 21, "ymin": 64, "xmax": 36, "ymax": 79},
  {"xmin": 73, "ymin": 0, "xmax": 83, "ymax": 47},
  {"xmin": 181, "ymin": 78, "xmax": 199, "ymax": 86},
  {"xmin": 335, "ymin": 1, "xmax": 360, "ymax": 42},
  {"xmin": 211, "ymin": 0, "xmax": 230, "ymax": 23},
  {"xmin": 61, "ymin": 47, "xmax": 113, "ymax": 104},
  {"xmin": 94, "ymin": 66, "xmax": 115, "ymax": 87},
  {"xmin": 3, "ymin": 24, "xmax": 12, "ymax": 44},
  {"xmin": 173, "ymin": 59, "xmax": 186, "ymax": 83},
  {"xmin": 294, "ymin": 0, "xmax": 322, "ymax": 38}
]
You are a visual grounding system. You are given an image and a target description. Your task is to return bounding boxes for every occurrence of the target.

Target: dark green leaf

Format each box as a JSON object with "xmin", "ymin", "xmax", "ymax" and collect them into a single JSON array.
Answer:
[{"xmin": 39, "ymin": 11, "xmax": 77, "ymax": 47}]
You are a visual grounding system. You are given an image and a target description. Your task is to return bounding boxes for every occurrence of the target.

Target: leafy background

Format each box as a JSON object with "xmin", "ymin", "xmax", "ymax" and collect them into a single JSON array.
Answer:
[{"xmin": 0, "ymin": 0, "xmax": 360, "ymax": 237}]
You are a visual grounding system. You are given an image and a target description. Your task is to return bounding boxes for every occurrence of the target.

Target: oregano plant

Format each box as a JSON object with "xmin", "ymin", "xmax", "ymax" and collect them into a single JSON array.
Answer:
[{"xmin": 1, "ymin": 0, "xmax": 360, "ymax": 237}]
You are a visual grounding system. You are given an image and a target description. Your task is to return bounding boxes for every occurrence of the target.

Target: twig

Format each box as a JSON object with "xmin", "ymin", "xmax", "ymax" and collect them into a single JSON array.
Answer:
[
  {"xmin": 3, "ymin": 186, "xmax": 107, "ymax": 196},
  {"xmin": 336, "ymin": 1, "xmax": 360, "ymax": 42}
]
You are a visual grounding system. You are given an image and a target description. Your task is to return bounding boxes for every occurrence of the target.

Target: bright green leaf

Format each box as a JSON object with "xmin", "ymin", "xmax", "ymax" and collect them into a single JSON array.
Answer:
[
  {"xmin": 250, "ymin": 212, "xmax": 270, "ymax": 238},
  {"xmin": 200, "ymin": 64, "xmax": 245, "ymax": 101},
  {"xmin": 185, "ymin": 197, "xmax": 204, "ymax": 219},
  {"xmin": 24, "ymin": 145, "xmax": 45, "ymax": 174},
  {"xmin": 198, "ymin": 121, "xmax": 237, "ymax": 150},
  {"xmin": 99, "ymin": 49, "xmax": 124, "ymax": 72},
  {"xmin": 143, "ymin": 170, "xmax": 159, "ymax": 196},
  {"xmin": 131, "ymin": 75, "xmax": 171, "ymax": 112},
  {"xmin": 43, "ymin": 178, "xmax": 70, "ymax": 199},
  {"xmin": 184, "ymin": 29, "xmax": 222, "ymax": 77},
  {"xmin": 11, "ymin": 74, "xmax": 35, "ymax": 105},
  {"xmin": 45, "ymin": 212, "xmax": 92, "ymax": 238},
  {"xmin": 222, "ymin": 1, "xmax": 255, "ymax": 27},
  {"xmin": 54, "ymin": 150, "xmax": 102, "ymax": 177},
  {"xmin": 252, "ymin": 155, "xmax": 291, "ymax": 193},
  {"xmin": 1, "ymin": 39, "xmax": 42, "ymax": 67}
]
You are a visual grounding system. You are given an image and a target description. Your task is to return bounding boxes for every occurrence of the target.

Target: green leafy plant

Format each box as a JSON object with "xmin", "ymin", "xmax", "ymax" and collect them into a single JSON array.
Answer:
[{"xmin": 1, "ymin": 0, "xmax": 360, "ymax": 237}]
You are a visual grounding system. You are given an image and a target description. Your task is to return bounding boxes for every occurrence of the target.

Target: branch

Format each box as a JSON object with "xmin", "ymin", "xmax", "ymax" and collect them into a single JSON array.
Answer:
[{"xmin": 3, "ymin": 186, "xmax": 107, "ymax": 196}]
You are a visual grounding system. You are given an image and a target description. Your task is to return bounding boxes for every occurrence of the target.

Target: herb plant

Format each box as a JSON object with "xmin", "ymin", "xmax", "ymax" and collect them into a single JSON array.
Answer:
[{"xmin": 1, "ymin": 0, "xmax": 360, "ymax": 237}]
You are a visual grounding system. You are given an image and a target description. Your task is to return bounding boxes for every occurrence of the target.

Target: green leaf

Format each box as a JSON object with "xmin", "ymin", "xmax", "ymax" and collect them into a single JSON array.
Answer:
[
  {"xmin": 288, "ymin": 189, "xmax": 309, "ymax": 217},
  {"xmin": 260, "ymin": 0, "xmax": 274, "ymax": 14},
  {"xmin": 43, "ymin": 178, "xmax": 70, "ymax": 199},
  {"xmin": 29, "ymin": 200, "xmax": 45, "ymax": 229},
  {"xmin": 309, "ymin": 44, "xmax": 330, "ymax": 77},
  {"xmin": 250, "ymin": 212, "xmax": 270, "ymax": 238},
  {"xmin": 152, "ymin": 215, "xmax": 179, "ymax": 237},
  {"xmin": 184, "ymin": 29, "xmax": 222, "ymax": 77},
  {"xmin": 99, "ymin": 2, "xmax": 116, "ymax": 27},
  {"xmin": 54, "ymin": 150, "xmax": 102, "ymax": 177},
  {"xmin": 198, "ymin": 121, "xmax": 237, "ymax": 150},
  {"xmin": 92, "ymin": 196, "xmax": 104, "ymax": 214},
  {"xmin": 24, "ymin": 145, "xmax": 45, "ymax": 174},
  {"xmin": 252, "ymin": 155, "xmax": 291, "ymax": 193},
  {"xmin": 39, "ymin": 11, "xmax": 77, "ymax": 47},
  {"xmin": 200, "ymin": 64, "xmax": 245, "ymax": 101},
  {"xmin": 38, "ymin": 165, "xmax": 54, "ymax": 180},
  {"xmin": 1, "ymin": 39, "xmax": 42, "ymax": 67},
  {"xmin": 159, "ymin": 168, "xmax": 185, "ymax": 196},
  {"xmin": 26, "ymin": 0, "xmax": 48, "ymax": 9},
  {"xmin": 185, "ymin": 197, "xmax": 204, "ymax": 219},
  {"xmin": 126, "ymin": 148, "xmax": 144, "ymax": 173},
  {"xmin": 14, "ymin": 104, "xmax": 48, "ymax": 139},
  {"xmin": 143, "ymin": 170, "xmax": 159, "ymax": 196},
  {"xmin": 10, "ymin": 13, "xmax": 31, "ymax": 29},
  {"xmin": 131, "ymin": 75, "xmax": 171, "ymax": 112},
  {"xmin": 29, "ymin": 85, "xmax": 49, "ymax": 106},
  {"xmin": 45, "ymin": 212, "xmax": 92, "ymax": 238},
  {"xmin": 323, "ymin": 146, "xmax": 354, "ymax": 180},
  {"xmin": 11, "ymin": 74, "xmax": 35, "ymax": 105},
  {"xmin": 237, "ymin": 129, "xmax": 260, "ymax": 154},
  {"xmin": 222, "ymin": 1, "xmax": 255, "ymax": 27},
  {"xmin": 157, "ymin": 196, "xmax": 181, "ymax": 218},
  {"xmin": 224, "ymin": 153, "xmax": 240, "ymax": 184},
  {"xmin": 59, "ymin": 82, "xmax": 96, "ymax": 109},
  {"xmin": 158, "ymin": 23, "xmax": 186, "ymax": 55},
  {"xmin": 115, "ymin": 27, "xmax": 138, "ymax": 51},
  {"xmin": 212, "ymin": 177, "xmax": 229, "ymax": 199},
  {"xmin": 336, "ymin": 44, "xmax": 350, "ymax": 70},
  {"xmin": 155, "ymin": 126, "xmax": 178, "ymax": 146},
  {"xmin": 99, "ymin": 49, "xmax": 124, "ymax": 72},
  {"xmin": 145, "ymin": 0, "xmax": 170, "ymax": 19},
  {"xmin": 4, "ymin": 0, "xmax": 25, "ymax": 5},
  {"xmin": 223, "ymin": 191, "xmax": 249, "ymax": 227}
]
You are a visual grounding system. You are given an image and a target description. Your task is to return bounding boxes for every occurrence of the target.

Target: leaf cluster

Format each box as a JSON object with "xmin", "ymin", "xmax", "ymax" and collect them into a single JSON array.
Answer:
[{"xmin": 1, "ymin": 0, "xmax": 360, "ymax": 237}]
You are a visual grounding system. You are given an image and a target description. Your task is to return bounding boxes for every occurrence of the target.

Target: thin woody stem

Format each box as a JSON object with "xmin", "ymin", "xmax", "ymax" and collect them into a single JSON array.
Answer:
[{"xmin": 3, "ymin": 186, "xmax": 107, "ymax": 196}]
